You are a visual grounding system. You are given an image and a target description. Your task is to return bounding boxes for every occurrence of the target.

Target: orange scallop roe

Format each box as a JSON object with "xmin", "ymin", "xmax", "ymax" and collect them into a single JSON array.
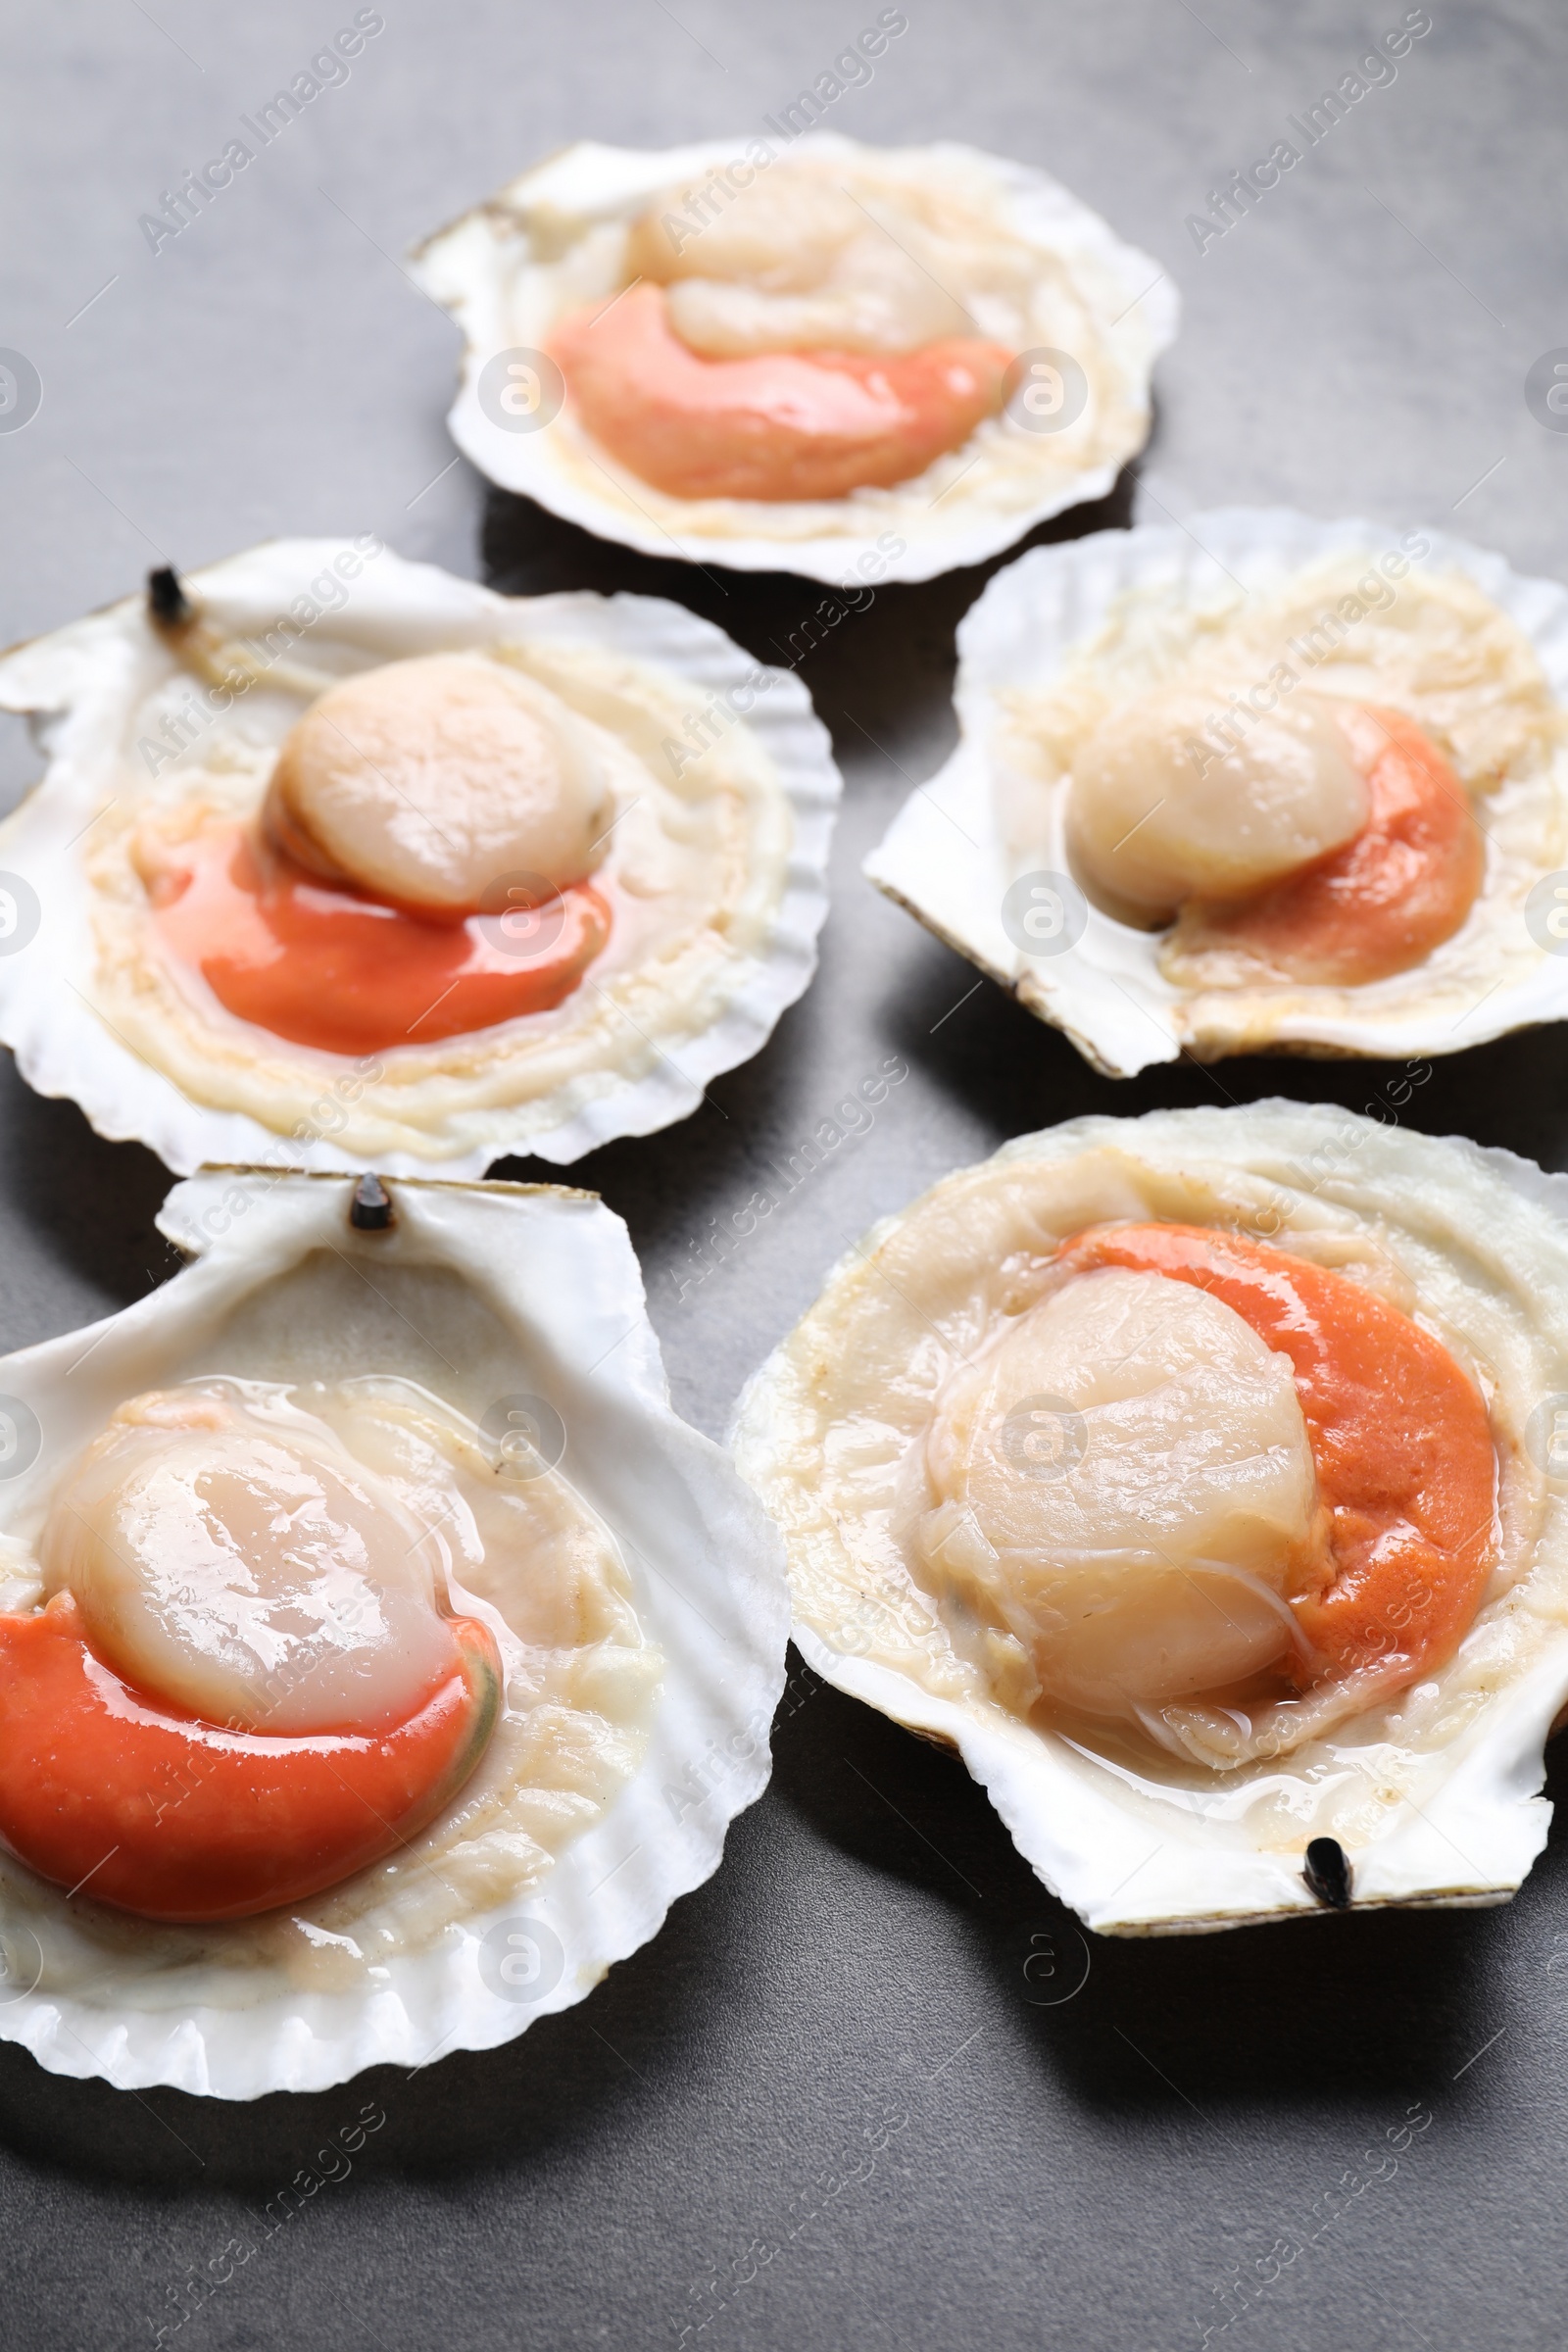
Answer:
[
  {"xmin": 1178, "ymin": 706, "xmax": 1484, "ymax": 986},
  {"xmin": 548, "ymin": 282, "xmax": 1012, "ymax": 503},
  {"xmin": 1054, "ymin": 1222, "xmax": 1496, "ymax": 1691},
  {"xmin": 0, "ymin": 1592, "xmax": 501, "ymax": 1922},
  {"xmin": 145, "ymin": 821, "xmax": 610, "ymax": 1055}
]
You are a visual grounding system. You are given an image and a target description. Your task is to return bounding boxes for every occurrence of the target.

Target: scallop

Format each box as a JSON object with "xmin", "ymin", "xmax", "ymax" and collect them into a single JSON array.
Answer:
[
  {"xmin": 408, "ymin": 134, "xmax": 1177, "ymax": 585},
  {"xmin": 0, "ymin": 538, "xmax": 840, "ymax": 1175},
  {"xmin": 731, "ymin": 1102, "xmax": 1568, "ymax": 1935},
  {"xmin": 0, "ymin": 1168, "xmax": 787, "ymax": 2094},
  {"xmin": 864, "ymin": 509, "xmax": 1568, "ymax": 1073}
]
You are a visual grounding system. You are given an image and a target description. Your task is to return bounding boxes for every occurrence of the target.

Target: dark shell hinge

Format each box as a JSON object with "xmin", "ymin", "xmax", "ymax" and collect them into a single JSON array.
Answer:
[
  {"xmin": 146, "ymin": 565, "xmax": 191, "ymax": 626},
  {"xmin": 350, "ymin": 1173, "xmax": 394, "ymax": 1231},
  {"xmin": 1303, "ymin": 1837, "xmax": 1352, "ymax": 1911}
]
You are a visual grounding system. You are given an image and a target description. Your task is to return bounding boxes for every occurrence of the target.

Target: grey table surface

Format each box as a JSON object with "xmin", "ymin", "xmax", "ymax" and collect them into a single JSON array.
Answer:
[{"xmin": 3, "ymin": 2, "xmax": 1568, "ymax": 2346}]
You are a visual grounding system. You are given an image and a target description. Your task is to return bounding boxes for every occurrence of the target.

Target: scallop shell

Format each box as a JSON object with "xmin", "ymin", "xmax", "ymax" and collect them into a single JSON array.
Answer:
[
  {"xmin": 0, "ymin": 1168, "xmax": 788, "ymax": 2094},
  {"xmin": 409, "ymin": 134, "xmax": 1177, "ymax": 586},
  {"xmin": 864, "ymin": 509, "xmax": 1568, "ymax": 1073},
  {"xmin": 730, "ymin": 1102, "xmax": 1568, "ymax": 1935},
  {"xmin": 0, "ymin": 538, "xmax": 840, "ymax": 1173}
]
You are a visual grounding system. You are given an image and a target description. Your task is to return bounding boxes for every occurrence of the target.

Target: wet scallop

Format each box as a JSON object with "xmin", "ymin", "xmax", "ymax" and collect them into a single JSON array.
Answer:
[
  {"xmin": 0, "ymin": 538, "xmax": 839, "ymax": 1174},
  {"xmin": 864, "ymin": 509, "xmax": 1568, "ymax": 1073},
  {"xmin": 0, "ymin": 1168, "xmax": 788, "ymax": 2094},
  {"xmin": 409, "ymin": 134, "xmax": 1177, "ymax": 584},
  {"xmin": 732, "ymin": 1103, "xmax": 1568, "ymax": 1934}
]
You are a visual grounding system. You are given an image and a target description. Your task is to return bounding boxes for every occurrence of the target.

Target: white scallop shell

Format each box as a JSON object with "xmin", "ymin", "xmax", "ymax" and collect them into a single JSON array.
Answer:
[
  {"xmin": 0, "ymin": 538, "xmax": 841, "ymax": 1174},
  {"xmin": 0, "ymin": 1169, "xmax": 788, "ymax": 2095},
  {"xmin": 864, "ymin": 509, "xmax": 1568, "ymax": 1073},
  {"xmin": 409, "ymin": 134, "xmax": 1177, "ymax": 586},
  {"xmin": 731, "ymin": 1103, "xmax": 1568, "ymax": 1936}
]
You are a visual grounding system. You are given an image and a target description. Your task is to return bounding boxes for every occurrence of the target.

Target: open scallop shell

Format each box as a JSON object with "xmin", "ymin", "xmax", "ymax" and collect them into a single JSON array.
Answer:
[
  {"xmin": 0, "ymin": 538, "xmax": 840, "ymax": 1174},
  {"xmin": 864, "ymin": 509, "xmax": 1568, "ymax": 1073},
  {"xmin": 731, "ymin": 1102, "xmax": 1568, "ymax": 1935},
  {"xmin": 409, "ymin": 134, "xmax": 1177, "ymax": 586},
  {"xmin": 0, "ymin": 1168, "xmax": 788, "ymax": 2094}
]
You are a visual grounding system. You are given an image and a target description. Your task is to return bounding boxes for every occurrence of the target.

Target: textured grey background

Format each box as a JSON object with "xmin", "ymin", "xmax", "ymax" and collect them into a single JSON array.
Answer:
[{"xmin": 3, "ymin": 2, "xmax": 1568, "ymax": 2346}]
